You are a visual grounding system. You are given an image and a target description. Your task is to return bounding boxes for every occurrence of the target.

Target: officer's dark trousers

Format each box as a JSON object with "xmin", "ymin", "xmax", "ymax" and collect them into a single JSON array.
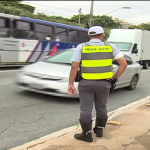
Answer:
[{"xmin": 78, "ymin": 79, "xmax": 111, "ymax": 123}]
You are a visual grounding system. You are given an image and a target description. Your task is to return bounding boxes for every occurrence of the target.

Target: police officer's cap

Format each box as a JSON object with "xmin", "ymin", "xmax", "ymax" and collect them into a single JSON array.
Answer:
[{"xmin": 88, "ymin": 26, "xmax": 104, "ymax": 36}]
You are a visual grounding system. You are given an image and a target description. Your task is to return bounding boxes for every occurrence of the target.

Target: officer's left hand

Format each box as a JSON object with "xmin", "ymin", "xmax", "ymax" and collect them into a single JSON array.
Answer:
[
  {"xmin": 68, "ymin": 84, "xmax": 77, "ymax": 95},
  {"xmin": 109, "ymin": 79, "xmax": 118, "ymax": 92}
]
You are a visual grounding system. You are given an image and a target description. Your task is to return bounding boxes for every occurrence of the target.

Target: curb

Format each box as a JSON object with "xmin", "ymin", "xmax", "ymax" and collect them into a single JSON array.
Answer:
[{"xmin": 10, "ymin": 96, "xmax": 150, "ymax": 150}]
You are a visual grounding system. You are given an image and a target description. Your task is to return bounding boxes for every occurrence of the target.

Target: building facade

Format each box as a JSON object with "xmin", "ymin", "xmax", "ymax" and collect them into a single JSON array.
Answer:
[{"xmin": 114, "ymin": 18, "xmax": 133, "ymax": 29}]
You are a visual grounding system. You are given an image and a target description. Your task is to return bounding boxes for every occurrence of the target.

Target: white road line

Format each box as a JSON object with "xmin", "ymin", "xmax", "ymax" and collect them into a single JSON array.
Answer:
[
  {"xmin": 0, "ymin": 82, "xmax": 15, "ymax": 86},
  {"xmin": 0, "ymin": 70, "xmax": 20, "ymax": 73},
  {"xmin": 142, "ymin": 70, "xmax": 150, "ymax": 73}
]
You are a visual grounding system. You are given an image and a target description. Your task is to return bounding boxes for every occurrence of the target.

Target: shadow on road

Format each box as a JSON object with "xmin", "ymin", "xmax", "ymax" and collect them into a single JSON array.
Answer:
[
  {"xmin": 17, "ymin": 90, "xmax": 79, "ymax": 104},
  {"xmin": 16, "ymin": 87, "xmax": 127, "ymax": 105}
]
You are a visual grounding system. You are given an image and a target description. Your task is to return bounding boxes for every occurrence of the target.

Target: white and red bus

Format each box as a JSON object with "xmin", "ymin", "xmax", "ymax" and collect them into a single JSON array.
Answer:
[{"xmin": 0, "ymin": 13, "xmax": 89, "ymax": 67}]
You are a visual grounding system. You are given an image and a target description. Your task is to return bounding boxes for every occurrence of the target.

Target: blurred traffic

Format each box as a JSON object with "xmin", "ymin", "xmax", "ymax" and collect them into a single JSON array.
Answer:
[{"xmin": 16, "ymin": 48, "xmax": 141, "ymax": 98}]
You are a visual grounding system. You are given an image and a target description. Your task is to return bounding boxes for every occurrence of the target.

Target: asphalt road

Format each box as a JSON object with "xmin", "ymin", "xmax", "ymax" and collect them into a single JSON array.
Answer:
[{"xmin": 0, "ymin": 68, "xmax": 150, "ymax": 150}]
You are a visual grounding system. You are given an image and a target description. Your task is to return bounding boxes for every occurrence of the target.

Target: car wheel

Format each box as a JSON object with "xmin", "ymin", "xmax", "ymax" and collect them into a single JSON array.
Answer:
[{"xmin": 126, "ymin": 75, "xmax": 139, "ymax": 90}]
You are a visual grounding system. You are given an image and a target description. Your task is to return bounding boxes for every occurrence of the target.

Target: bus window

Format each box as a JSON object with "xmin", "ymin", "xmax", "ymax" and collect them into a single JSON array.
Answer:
[
  {"xmin": 13, "ymin": 20, "xmax": 34, "ymax": 39},
  {"xmin": 68, "ymin": 29, "xmax": 79, "ymax": 43},
  {"xmin": 55, "ymin": 27, "xmax": 67, "ymax": 35},
  {"xmin": 15, "ymin": 21, "xmax": 32, "ymax": 30},
  {"xmin": 54, "ymin": 27, "xmax": 68, "ymax": 42},
  {"xmin": 68, "ymin": 29, "xmax": 79, "ymax": 36},
  {"xmin": 0, "ymin": 18, "xmax": 11, "ymax": 37},
  {"xmin": 35, "ymin": 24, "xmax": 54, "ymax": 40},
  {"xmin": 78, "ymin": 31, "xmax": 89, "ymax": 43},
  {"xmin": 0, "ymin": 18, "xmax": 5, "ymax": 27},
  {"xmin": 36, "ymin": 24, "xmax": 53, "ymax": 33},
  {"xmin": 54, "ymin": 35, "xmax": 68, "ymax": 42}
]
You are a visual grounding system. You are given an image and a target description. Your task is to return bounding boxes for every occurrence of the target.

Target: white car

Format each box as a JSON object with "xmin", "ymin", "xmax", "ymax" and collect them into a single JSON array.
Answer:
[{"xmin": 16, "ymin": 48, "xmax": 141, "ymax": 98}]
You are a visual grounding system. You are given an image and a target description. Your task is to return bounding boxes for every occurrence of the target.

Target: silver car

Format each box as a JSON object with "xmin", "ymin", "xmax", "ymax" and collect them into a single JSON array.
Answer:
[{"xmin": 16, "ymin": 48, "xmax": 141, "ymax": 98}]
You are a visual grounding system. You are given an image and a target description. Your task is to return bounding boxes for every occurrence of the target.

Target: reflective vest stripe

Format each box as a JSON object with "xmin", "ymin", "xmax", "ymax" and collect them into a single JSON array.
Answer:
[
  {"xmin": 82, "ymin": 52, "xmax": 113, "ymax": 60},
  {"xmin": 82, "ymin": 66, "xmax": 112, "ymax": 73},
  {"xmin": 82, "ymin": 59, "xmax": 112, "ymax": 67},
  {"xmin": 82, "ymin": 72, "xmax": 114, "ymax": 80}
]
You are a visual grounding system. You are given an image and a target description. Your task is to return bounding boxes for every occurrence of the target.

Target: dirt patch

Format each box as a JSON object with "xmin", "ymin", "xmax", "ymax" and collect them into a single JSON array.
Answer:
[
  {"xmin": 135, "ymin": 130, "xmax": 150, "ymax": 150},
  {"xmin": 137, "ymin": 102, "xmax": 150, "ymax": 110},
  {"xmin": 44, "ymin": 145, "xmax": 108, "ymax": 150}
]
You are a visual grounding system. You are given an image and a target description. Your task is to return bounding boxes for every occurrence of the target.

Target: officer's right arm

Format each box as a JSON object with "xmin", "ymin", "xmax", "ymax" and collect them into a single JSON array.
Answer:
[
  {"xmin": 111, "ymin": 43, "xmax": 128, "ymax": 80},
  {"xmin": 68, "ymin": 44, "xmax": 82, "ymax": 85},
  {"xmin": 71, "ymin": 44, "xmax": 82, "ymax": 62}
]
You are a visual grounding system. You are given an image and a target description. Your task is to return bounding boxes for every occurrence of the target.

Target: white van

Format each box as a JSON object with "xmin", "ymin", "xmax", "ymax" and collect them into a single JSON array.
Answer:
[{"xmin": 107, "ymin": 29, "xmax": 150, "ymax": 69}]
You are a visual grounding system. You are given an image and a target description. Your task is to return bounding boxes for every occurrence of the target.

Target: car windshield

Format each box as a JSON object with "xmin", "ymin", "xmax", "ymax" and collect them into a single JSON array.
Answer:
[
  {"xmin": 109, "ymin": 42, "xmax": 132, "ymax": 51},
  {"xmin": 43, "ymin": 50, "xmax": 74, "ymax": 64}
]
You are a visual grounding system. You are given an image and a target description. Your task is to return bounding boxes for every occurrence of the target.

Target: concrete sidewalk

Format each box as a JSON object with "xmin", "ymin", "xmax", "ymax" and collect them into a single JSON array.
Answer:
[{"xmin": 11, "ymin": 96, "xmax": 150, "ymax": 150}]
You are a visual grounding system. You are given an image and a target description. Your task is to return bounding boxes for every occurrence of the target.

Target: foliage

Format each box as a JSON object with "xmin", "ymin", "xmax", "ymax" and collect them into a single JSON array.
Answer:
[
  {"xmin": 139, "ymin": 23, "xmax": 150, "ymax": 31},
  {"xmin": 0, "ymin": 5, "xmax": 35, "ymax": 17},
  {"xmin": 18, "ymin": 3, "xmax": 35, "ymax": 13},
  {"xmin": 0, "ymin": 0, "xmax": 35, "ymax": 13},
  {"xmin": 70, "ymin": 14, "xmax": 122, "ymax": 29},
  {"xmin": 128, "ymin": 23, "xmax": 150, "ymax": 31},
  {"xmin": 0, "ymin": 0, "xmax": 150, "ymax": 40},
  {"xmin": 91, "ymin": 15, "xmax": 122, "ymax": 29},
  {"xmin": 104, "ymin": 28, "xmax": 111, "ymax": 41},
  {"xmin": 0, "ymin": 0, "xmax": 21, "ymax": 6},
  {"xmin": 128, "ymin": 25, "xmax": 140, "ymax": 29},
  {"xmin": 70, "ymin": 14, "xmax": 90, "ymax": 26}
]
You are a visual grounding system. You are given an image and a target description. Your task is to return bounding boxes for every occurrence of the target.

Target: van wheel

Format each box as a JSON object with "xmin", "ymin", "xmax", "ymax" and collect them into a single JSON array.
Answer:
[
  {"xmin": 126, "ymin": 75, "xmax": 139, "ymax": 90},
  {"xmin": 143, "ymin": 62, "xmax": 149, "ymax": 69}
]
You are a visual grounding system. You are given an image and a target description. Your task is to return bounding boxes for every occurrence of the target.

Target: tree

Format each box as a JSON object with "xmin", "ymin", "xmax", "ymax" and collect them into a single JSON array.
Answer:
[
  {"xmin": 92, "ymin": 15, "xmax": 121, "ymax": 29},
  {"xmin": 0, "ymin": 5, "xmax": 35, "ymax": 17},
  {"xmin": 128, "ymin": 25, "xmax": 141, "ymax": 29},
  {"xmin": 18, "ymin": 3, "xmax": 35, "ymax": 13},
  {"xmin": 128, "ymin": 23, "xmax": 150, "ymax": 31},
  {"xmin": 70, "ymin": 14, "xmax": 121, "ymax": 29},
  {"xmin": 70, "ymin": 14, "xmax": 90, "ymax": 25},
  {"xmin": 0, "ymin": 0, "xmax": 21, "ymax": 6},
  {"xmin": 140, "ymin": 23, "xmax": 150, "ymax": 31},
  {"xmin": 0, "ymin": 0, "xmax": 35, "ymax": 13},
  {"xmin": 104, "ymin": 28, "xmax": 111, "ymax": 41}
]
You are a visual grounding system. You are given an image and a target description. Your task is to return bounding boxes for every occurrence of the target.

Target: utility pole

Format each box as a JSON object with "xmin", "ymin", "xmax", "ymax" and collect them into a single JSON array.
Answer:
[
  {"xmin": 88, "ymin": 0, "xmax": 94, "ymax": 27},
  {"xmin": 78, "ymin": 8, "xmax": 82, "ymax": 25}
]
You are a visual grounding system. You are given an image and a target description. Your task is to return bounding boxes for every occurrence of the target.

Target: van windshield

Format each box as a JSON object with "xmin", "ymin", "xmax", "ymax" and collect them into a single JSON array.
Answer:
[{"xmin": 108, "ymin": 42, "xmax": 132, "ymax": 51}]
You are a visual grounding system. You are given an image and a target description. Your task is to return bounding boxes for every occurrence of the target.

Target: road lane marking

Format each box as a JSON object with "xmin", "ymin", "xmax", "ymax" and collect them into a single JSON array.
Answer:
[
  {"xmin": 142, "ymin": 70, "xmax": 150, "ymax": 73},
  {"xmin": 0, "ymin": 70, "xmax": 20, "ymax": 72}
]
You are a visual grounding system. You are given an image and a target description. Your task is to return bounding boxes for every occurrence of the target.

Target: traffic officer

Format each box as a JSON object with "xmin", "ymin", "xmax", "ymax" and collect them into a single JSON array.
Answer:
[{"xmin": 68, "ymin": 26, "xmax": 127, "ymax": 142}]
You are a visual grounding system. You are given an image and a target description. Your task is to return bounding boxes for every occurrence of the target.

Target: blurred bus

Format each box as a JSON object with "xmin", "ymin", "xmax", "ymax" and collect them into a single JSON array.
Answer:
[{"xmin": 0, "ymin": 13, "xmax": 88, "ymax": 67}]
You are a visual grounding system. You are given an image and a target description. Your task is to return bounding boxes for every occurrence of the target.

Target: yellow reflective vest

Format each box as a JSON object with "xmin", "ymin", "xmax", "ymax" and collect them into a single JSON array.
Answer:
[{"xmin": 81, "ymin": 42, "xmax": 114, "ymax": 80}]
